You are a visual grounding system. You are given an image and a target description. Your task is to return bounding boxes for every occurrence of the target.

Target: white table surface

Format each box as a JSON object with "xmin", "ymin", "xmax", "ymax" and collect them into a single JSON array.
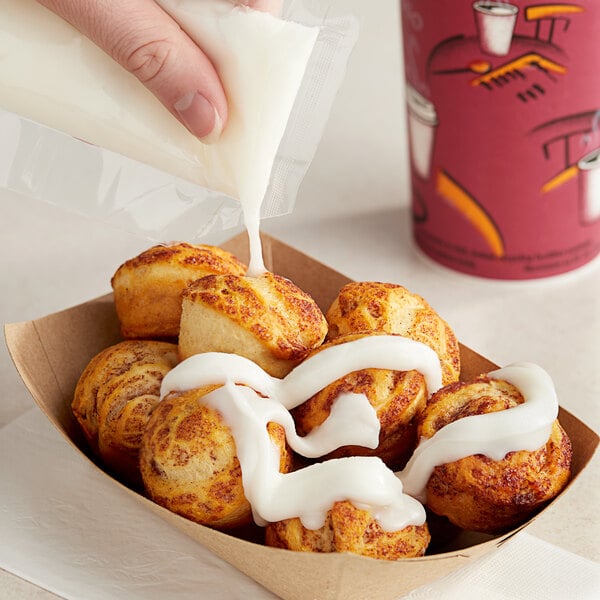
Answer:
[{"xmin": 1, "ymin": 1, "xmax": 598, "ymax": 598}]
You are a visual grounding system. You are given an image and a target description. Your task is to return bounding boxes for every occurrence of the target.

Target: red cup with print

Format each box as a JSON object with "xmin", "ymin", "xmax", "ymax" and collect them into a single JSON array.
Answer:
[{"xmin": 400, "ymin": 0, "xmax": 600, "ymax": 279}]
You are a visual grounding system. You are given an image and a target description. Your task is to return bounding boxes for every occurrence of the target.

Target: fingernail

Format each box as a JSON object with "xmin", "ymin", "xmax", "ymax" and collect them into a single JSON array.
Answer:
[{"xmin": 174, "ymin": 91, "xmax": 222, "ymax": 143}]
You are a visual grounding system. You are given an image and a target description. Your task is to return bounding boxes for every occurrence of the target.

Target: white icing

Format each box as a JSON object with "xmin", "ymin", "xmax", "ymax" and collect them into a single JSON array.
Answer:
[
  {"xmin": 159, "ymin": 334, "xmax": 444, "ymax": 530},
  {"xmin": 161, "ymin": 336, "xmax": 559, "ymax": 532},
  {"xmin": 290, "ymin": 392, "xmax": 381, "ymax": 458},
  {"xmin": 160, "ymin": 334, "xmax": 444, "ymax": 409},
  {"xmin": 200, "ymin": 381, "xmax": 425, "ymax": 531},
  {"xmin": 398, "ymin": 362, "xmax": 559, "ymax": 501},
  {"xmin": 161, "ymin": 351, "xmax": 276, "ymax": 399}
]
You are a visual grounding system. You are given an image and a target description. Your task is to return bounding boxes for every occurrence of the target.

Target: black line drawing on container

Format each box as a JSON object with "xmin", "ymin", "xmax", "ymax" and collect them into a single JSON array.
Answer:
[
  {"xmin": 425, "ymin": 3, "xmax": 583, "ymax": 103},
  {"xmin": 530, "ymin": 109, "xmax": 600, "ymax": 224}
]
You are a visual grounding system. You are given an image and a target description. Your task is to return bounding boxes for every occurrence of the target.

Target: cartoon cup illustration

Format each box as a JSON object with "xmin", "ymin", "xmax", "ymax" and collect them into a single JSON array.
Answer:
[
  {"xmin": 578, "ymin": 148, "xmax": 600, "ymax": 224},
  {"xmin": 473, "ymin": 1, "xmax": 519, "ymax": 56},
  {"xmin": 406, "ymin": 84, "xmax": 438, "ymax": 179}
]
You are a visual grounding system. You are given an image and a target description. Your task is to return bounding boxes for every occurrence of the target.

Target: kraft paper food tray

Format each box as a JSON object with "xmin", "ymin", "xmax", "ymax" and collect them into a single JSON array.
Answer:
[{"xmin": 5, "ymin": 233, "xmax": 599, "ymax": 600}]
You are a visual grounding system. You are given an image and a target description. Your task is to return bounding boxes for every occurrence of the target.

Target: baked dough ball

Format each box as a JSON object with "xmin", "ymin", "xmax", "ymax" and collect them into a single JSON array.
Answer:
[
  {"xmin": 326, "ymin": 282, "xmax": 460, "ymax": 385},
  {"xmin": 293, "ymin": 333, "xmax": 427, "ymax": 469},
  {"xmin": 419, "ymin": 376, "xmax": 572, "ymax": 533},
  {"xmin": 72, "ymin": 340, "xmax": 178, "ymax": 485},
  {"xmin": 140, "ymin": 386, "xmax": 294, "ymax": 530},
  {"xmin": 265, "ymin": 500, "xmax": 430, "ymax": 560},
  {"xmin": 178, "ymin": 271, "xmax": 328, "ymax": 377},
  {"xmin": 111, "ymin": 242, "xmax": 246, "ymax": 339}
]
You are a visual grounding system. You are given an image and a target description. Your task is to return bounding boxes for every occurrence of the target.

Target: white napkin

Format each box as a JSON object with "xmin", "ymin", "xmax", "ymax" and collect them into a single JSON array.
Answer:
[
  {"xmin": 1, "ymin": 409, "xmax": 598, "ymax": 600},
  {"xmin": 404, "ymin": 531, "xmax": 599, "ymax": 600},
  {"xmin": 0, "ymin": 408, "xmax": 278, "ymax": 600}
]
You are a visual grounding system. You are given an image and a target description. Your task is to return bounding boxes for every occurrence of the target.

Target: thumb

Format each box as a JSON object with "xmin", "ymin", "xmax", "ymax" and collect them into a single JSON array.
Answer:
[
  {"xmin": 242, "ymin": 0, "xmax": 283, "ymax": 14},
  {"xmin": 37, "ymin": 0, "xmax": 228, "ymax": 142}
]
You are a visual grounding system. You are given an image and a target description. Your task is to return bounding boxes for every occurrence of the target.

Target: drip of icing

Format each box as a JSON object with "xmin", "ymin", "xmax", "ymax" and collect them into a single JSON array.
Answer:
[
  {"xmin": 200, "ymin": 381, "xmax": 425, "ymax": 531},
  {"xmin": 160, "ymin": 334, "xmax": 444, "ymax": 409},
  {"xmin": 244, "ymin": 205, "xmax": 266, "ymax": 277},
  {"xmin": 296, "ymin": 393, "xmax": 380, "ymax": 458},
  {"xmin": 397, "ymin": 362, "xmax": 559, "ymax": 501}
]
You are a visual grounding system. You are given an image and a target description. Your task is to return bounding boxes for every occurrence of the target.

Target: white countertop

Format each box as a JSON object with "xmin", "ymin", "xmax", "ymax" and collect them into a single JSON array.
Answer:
[{"xmin": 1, "ymin": 1, "xmax": 598, "ymax": 598}]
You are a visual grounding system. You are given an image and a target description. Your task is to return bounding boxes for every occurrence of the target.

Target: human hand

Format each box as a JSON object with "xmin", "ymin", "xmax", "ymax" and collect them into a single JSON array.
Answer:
[{"xmin": 36, "ymin": 0, "xmax": 282, "ymax": 142}]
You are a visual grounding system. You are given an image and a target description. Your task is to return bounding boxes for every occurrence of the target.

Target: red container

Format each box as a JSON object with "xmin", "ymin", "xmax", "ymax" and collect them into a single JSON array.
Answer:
[{"xmin": 401, "ymin": 0, "xmax": 600, "ymax": 279}]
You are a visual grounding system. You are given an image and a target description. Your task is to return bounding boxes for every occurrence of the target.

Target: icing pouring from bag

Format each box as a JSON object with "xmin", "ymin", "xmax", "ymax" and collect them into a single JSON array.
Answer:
[
  {"xmin": 0, "ymin": 0, "xmax": 319, "ymax": 273},
  {"xmin": 156, "ymin": 0, "xmax": 319, "ymax": 274}
]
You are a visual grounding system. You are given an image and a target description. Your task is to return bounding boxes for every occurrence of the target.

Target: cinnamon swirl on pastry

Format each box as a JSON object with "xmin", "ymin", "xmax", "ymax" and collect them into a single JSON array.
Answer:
[
  {"xmin": 265, "ymin": 500, "xmax": 430, "ymax": 559},
  {"xmin": 111, "ymin": 242, "xmax": 246, "ymax": 339},
  {"xmin": 325, "ymin": 282, "xmax": 460, "ymax": 385},
  {"xmin": 178, "ymin": 271, "xmax": 328, "ymax": 377},
  {"xmin": 139, "ymin": 386, "xmax": 294, "ymax": 529},
  {"xmin": 416, "ymin": 375, "xmax": 572, "ymax": 533},
  {"xmin": 292, "ymin": 332, "xmax": 428, "ymax": 469},
  {"xmin": 72, "ymin": 339, "xmax": 178, "ymax": 484}
]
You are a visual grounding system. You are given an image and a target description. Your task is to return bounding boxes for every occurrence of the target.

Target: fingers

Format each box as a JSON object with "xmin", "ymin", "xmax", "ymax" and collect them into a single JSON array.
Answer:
[
  {"xmin": 37, "ymin": 0, "xmax": 228, "ymax": 141},
  {"xmin": 241, "ymin": 0, "xmax": 283, "ymax": 15}
]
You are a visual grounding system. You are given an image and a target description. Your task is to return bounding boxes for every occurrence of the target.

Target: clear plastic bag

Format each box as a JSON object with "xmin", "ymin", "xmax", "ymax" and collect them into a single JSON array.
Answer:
[{"xmin": 0, "ymin": 0, "xmax": 358, "ymax": 240}]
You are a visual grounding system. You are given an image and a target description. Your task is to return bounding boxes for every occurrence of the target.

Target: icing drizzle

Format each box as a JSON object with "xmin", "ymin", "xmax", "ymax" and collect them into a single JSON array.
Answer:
[
  {"xmin": 160, "ymin": 336, "xmax": 559, "ymax": 532},
  {"xmin": 398, "ymin": 362, "xmax": 559, "ymax": 500}
]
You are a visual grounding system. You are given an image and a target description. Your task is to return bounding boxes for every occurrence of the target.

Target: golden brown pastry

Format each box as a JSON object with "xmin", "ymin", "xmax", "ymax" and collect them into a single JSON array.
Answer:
[
  {"xmin": 293, "ymin": 332, "xmax": 427, "ymax": 469},
  {"xmin": 325, "ymin": 282, "xmax": 460, "ymax": 385},
  {"xmin": 72, "ymin": 339, "xmax": 179, "ymax": 485},
  {"xmin": 111, "ymin": 242, "xmax": 247, "ymax": 339},
  {"xmin": 265, "ymin": 500, "xmax": 430, "ymax": 559},
  {"xmin": 140, "ymin": 386, "xmax": 294, "ymax": 530},
  {"xmin": 178, "ymin": 271, "xmax": 328, "ymax": 377},
  {"xmin": 418, "ymin": 376, "xmax": 572, "ymax": 533}
]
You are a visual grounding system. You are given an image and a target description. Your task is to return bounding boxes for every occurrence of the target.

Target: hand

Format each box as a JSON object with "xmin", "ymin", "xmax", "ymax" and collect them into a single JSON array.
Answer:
[{"xmin": 36, "ymin": 0, "xmax": 282, "ymax": 142}]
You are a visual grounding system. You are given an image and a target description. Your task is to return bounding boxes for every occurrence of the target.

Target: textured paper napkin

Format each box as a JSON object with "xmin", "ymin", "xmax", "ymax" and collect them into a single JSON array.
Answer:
[
  {"xmin": 0, "ymin": 408, "xmax": 277, "ymax": 600},
  {"xmin": 1, "ymin": 408, "xmax": 598, "ymax": 600},
  {"xmin": 404, "ymin": 530, "xmax": 599, "ymax": 599}
]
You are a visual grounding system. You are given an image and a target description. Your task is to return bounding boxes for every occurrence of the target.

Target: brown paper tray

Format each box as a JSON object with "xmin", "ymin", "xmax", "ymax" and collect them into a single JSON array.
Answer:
[{"xmin": 5, "ymin": 233, "xmax": 599, "ymax": 600}]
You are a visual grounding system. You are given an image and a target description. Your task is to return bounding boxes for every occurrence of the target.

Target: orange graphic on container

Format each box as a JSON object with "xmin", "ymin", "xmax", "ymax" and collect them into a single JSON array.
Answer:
[{"xmin": 436, "ymin": 170, "xmax": 505, "ymax": 258}]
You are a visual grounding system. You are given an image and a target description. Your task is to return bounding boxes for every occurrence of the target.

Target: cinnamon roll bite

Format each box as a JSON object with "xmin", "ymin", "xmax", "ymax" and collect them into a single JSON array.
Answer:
[
  {"xmin": 178, "ymin": 271, "xmax": 328, "ymax": 377},
  {"xmin": 325, "ymin": 281, "xmax": 460, "ymax": 385},
  {"xmin": 265, "ymin": 500, "xmax": 430, "ymax": 560},
  {"xmin": 139, "ymin": 386, "xmax": 294, "ymax": 530},
  {"xmin": 111, "ymin": 242, "xmax": 246, "ymax": 339},
  {"xmin": 416, "ymin": 375, "xmax": 572, "ymax": 533},
  {"xmin": 292, "ymin": 333, "xmax": 429, "ymax": 469},
  {"xmin": 72, "ymin": 339, "xmax": 179, "ymax": 485}
]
